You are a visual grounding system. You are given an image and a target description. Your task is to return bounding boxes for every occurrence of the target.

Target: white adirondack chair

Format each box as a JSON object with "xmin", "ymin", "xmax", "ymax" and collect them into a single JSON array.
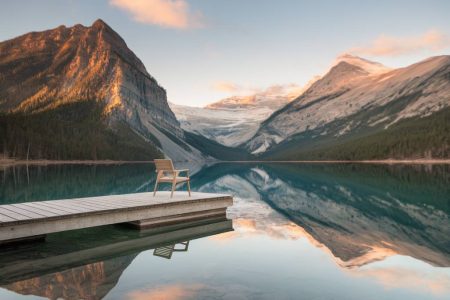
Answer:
[{"xmin": 153, "ymin": 159, "xmax": 191, "ymax": 198}]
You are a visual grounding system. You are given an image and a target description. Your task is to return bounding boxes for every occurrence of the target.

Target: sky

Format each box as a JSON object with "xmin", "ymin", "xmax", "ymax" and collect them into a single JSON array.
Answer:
[{"xmin": 1, "ymin": 0, "xmax": 450, "ymax": 107}]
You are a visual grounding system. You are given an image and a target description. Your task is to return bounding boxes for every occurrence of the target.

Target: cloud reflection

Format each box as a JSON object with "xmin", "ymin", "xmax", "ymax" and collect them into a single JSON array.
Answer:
[
  {"xmin": 127, "ymin": 283, "xmax": 203, "ymax": 300},
  {"xmin": 349, "ymin": 263, "xmax": 450, "ymax": 296}
]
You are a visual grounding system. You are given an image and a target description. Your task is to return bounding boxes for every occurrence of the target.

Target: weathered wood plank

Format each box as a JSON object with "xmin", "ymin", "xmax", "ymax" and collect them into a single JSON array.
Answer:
[
  {"xmin": 20, "ymin": 203, "xmax": 68, "ymax": 216},
  {"xmin": 87, "ymin": 198, "xmax": 148, "ymax": 207},
  {"xmin": 76, "ymin": 198, "xmax": 151, "ymax": 209},
  {"xmin": 3, "ymin": 205, "xmax": 47, "ymax": 219},
  {"xmin": 75, "ymin": 196, "xmax": 150, "ymax": 207},
  {"xmin": 64, "ymin": 201, "xmax": 120, "ymax": 211},
  {"xmin": 38, "ymin": 202, "xmax": 89, "ymax": 214},
  {"xmin": 12, "ymin": 203, "xmax": 61, "ymax": 217},
  {"xmin": 46, "ymin": 200, "xmax": 105, "ymax": 213},
  {"xmin": 0, "ymin": 213, "xmax": 16, "ymax": 223},
  {"xmin": 0, "ymin": 207, "xmax": 30, "ymax": 220},
  {"xmin": 45, "ymin": 200, "xmax": 97, "ymax": 212}
]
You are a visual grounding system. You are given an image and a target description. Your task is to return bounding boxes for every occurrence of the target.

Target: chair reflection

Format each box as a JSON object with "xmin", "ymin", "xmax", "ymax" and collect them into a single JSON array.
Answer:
[{"xmin": 154, "ymin": 241, "xmax": 190, "ymax": 259}]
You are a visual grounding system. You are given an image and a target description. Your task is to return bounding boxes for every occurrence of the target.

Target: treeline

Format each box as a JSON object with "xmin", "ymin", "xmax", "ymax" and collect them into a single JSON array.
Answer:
[
  {"xmin": 0, "ymin": 100, "xmax": 162, "ymax": 160},
  {"xmin": 184, "ymin": 130, "xmax": 252, "ymax": 161},
  {"xmin": 268, "ymin": 107, "xmax": 450, "ymax": 160}
]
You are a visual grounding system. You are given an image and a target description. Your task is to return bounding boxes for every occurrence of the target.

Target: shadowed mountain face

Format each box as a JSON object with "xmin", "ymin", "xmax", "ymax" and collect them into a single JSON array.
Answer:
[
  {"xmin": 191, "ymin": 163, "xmax": 450, "ymax": 268},
  {"xmin": 0, "ymin": 20, "xmax": 206, "ymax": 161}
]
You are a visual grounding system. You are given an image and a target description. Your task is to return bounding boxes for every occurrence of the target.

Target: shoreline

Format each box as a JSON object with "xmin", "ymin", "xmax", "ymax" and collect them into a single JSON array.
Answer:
[
  {"xmin": 0, "ymin": 159, "xmax": 154, "ymax": 167},
  {"xmin": 1, "ymin": 158, "xmax": 449, "ymax": 167},
  {"xmin": 228, "ymin": 159, "xmax": 450, "ymax": 165}
]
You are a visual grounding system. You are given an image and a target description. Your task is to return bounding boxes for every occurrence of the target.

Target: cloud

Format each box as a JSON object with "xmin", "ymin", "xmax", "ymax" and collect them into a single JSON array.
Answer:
[
  {"xmin": 211, "ymin": 81, "xmax": 308, "ymax": 98},
  {"xmin": 350, "ymin": 30, "xmax": 450, "ymax": 57},
  {"xmin": 109, "ymin": 0, "xmax": 203, "ymax": 29},
  {"xmin": 212, "ymin": 81, "xmax": 242, "ymax": 93}
]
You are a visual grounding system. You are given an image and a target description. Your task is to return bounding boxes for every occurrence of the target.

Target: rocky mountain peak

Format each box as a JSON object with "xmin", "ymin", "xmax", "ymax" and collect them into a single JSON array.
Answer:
[
  {"xmin": 334, "ymin": 53, "xmax": 391, "ymax": 75},
  {"xmin": 92, "ymin": 18, "xmax": 109, "ymax": 30}
]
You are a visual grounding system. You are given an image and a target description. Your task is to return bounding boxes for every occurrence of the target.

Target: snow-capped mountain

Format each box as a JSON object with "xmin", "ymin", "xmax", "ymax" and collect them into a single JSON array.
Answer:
[
  {"xmin": 333, "ymin": 53, "xmax": 392, "ymax": 75},
  {"xmin": 170, "ymin": 82, "xmax": 318, "ymax": 147},
  {"xmin": 245, "ymin": 54, "xmax": 450, "ymax": 157}
]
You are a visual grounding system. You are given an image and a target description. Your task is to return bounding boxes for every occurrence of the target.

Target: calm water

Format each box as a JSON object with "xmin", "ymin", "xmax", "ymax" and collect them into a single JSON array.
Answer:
[{"xmin": 0, "ymin": 163, "xmax": 449, "ymax": 300}]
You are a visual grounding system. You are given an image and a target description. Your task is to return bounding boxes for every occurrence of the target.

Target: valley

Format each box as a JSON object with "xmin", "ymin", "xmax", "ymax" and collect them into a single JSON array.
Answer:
[{"xmin": 1, "ymin": 20, "xmax": 449, "ymax": 162}]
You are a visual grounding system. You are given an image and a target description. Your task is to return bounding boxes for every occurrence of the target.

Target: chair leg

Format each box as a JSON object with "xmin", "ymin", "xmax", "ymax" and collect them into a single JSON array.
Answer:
[
  {"xmin": 187, "ymin": 180, "xmax": 191, "ymax": 197},
  {"xmin": 153, "ymin": 180, "xmax": 159, "ymax": 196},
  {"xmin": 171, "ymin": 180, "xmax": 177, "ymax": 198}
]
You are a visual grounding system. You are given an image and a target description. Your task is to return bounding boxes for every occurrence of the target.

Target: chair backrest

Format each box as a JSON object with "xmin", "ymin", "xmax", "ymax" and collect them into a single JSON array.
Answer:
[{"xmin": 154, "ymin": 159, "xmax": 174, "ymax": 172}]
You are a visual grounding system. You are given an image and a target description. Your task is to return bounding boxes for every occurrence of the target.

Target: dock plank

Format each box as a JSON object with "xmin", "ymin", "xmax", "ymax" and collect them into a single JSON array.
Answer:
[
  {"xmin": 45, "ymin": 200, "xmax": 98, "ymax": 212},
  {"xmin": 12, "ymin": 203, "xmax": 61, "ymax": 218},
  {"xmin": 0, "ymin": 213, "xmax": 16, "ymax": 223},
  {"xmin": 2, "ymin": 205, "xmax": 47, "ymax": 219},
  {"xmin": 47, "ymin": 199, "xmax": 111, "ymax": 209},
  {"xmin": 20, "ymin": 203, "xmax": 68, "ymax": 216},
  {"xmin": 75, "ymin": 198, "xmax": 150, "ymax": 209},
  {"xmin": 0, "ymin": 207, "xmax": 31, "ymax": 221},
  {"xmin": 38, "ymin": 202, "xmax": 89, "ymax": 214},
  {"xmin": 62, "ymin": 201, "xmax": 119, "ymax": 211}
]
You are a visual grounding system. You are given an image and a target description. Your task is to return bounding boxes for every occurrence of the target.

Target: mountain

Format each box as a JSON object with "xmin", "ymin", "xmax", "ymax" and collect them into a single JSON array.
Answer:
[
  {"xmin": 245, "ymin": 55, "xmax": 450, "ymax": 159},
  {"xmin": 192, "ymin": 163, "xmax": 450, "ymax": 268},
  {"xmin": 171, "ymin": 82, "xmax": 318, "ymax": 147},
  {"xmin": 0, "ymin": 20, "xmax": 207, "ymax": 161},
  {"xmin": 333, "ymin": 53, "xmax": 392, "ymax": 75}
]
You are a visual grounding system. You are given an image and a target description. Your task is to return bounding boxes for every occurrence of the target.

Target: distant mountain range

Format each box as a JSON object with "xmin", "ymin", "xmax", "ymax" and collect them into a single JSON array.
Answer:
[
  {"xmin": 0, "ymin": 20, "xmax": 448, "ymax": 161},
  {"xmin": 170, "ymin": 83, "xmax": 318, "ymax": 147},
  {"xmin": 175, "ymin": 54, "xmax": 449, "ymax": 160}
]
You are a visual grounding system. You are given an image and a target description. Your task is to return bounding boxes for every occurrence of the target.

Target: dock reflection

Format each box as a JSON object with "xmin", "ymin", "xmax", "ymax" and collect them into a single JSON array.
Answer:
[{"xmin": 0, "ymin": 217, "xmax": 233, "ymax": 299}]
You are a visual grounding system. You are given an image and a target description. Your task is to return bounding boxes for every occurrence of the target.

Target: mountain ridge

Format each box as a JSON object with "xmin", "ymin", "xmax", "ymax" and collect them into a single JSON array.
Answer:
[
  {"xmin": 0, "ymin": 19, "xmax": 211, "ymax": 161},
  {"xmin": 245, "ymin": 54, "xmax": 450, "ymax": 158}
]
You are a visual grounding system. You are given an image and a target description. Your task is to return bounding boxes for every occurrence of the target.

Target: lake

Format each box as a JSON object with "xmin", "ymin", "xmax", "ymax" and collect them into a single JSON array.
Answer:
[{"xmin": 0, "ymin": 162, "xmax": 449, "ymax": 300}]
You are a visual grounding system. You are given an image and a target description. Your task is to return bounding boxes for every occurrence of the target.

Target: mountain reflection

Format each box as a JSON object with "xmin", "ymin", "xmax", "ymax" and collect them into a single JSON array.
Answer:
[
  {"xmin": 0, "ymin": 218, "xmax": 233, "ymax": 299},
  {"xmin": 5, "ymin": 254, "xmax": 136, "ymax": 300},
  {"xmin": 0, "ymin": 162, "xmax": 449, "ymax": 299},
  {"xmin": 192, "ymin": 163, "xmax": 450, "ymax": 268}
]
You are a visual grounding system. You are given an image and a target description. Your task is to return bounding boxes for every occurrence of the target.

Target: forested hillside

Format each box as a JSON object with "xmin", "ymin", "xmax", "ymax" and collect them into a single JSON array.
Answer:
[
  {"xmin": 0, "ymin": 101, "xmax": 162, "ymax": 160},
  {"xmin": 264, "ymin": 108, "xmax": 450, "ymax": 160}
]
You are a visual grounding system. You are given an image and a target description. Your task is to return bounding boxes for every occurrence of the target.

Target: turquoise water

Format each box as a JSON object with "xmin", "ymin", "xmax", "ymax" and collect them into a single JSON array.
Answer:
[{"xmin": 0, "ymin": 163, "xmax": 449, "ymax": 300}]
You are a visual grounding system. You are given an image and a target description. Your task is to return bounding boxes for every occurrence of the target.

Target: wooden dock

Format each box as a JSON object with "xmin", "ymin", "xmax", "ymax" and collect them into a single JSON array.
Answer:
[{"xmin": 0, "ymin": 191, "xmax": 233, "ymax": 245}]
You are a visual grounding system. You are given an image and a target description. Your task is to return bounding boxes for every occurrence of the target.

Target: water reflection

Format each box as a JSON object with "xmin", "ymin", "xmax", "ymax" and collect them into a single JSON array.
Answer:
[
  {"xmin": 5, "ymin": 254, "xmax": 136, "ymax": 300},
  {"xmin": 193, "ymin": 163, "xmax": 450, "ymax": 268},
  {"xmin": 0, "ymin": 162, "xmax": 449, "ymax": 299},
  {"xmin": 0, "ymin": 218, "xmax": 233, "ymax": 299}
]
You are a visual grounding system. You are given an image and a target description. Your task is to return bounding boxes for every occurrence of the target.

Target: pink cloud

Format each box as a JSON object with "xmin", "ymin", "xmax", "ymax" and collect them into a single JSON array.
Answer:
[
  {"xmin": 110, "ymin": 0, "xmax": 204, "ymax": 29},
  {"xmin": 350, "ymin": 30, "xmax": 450, "ymax": 57},
  {"xmin": 212, "ymin": 81, "xmax": 241, "ymax": 93}
]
